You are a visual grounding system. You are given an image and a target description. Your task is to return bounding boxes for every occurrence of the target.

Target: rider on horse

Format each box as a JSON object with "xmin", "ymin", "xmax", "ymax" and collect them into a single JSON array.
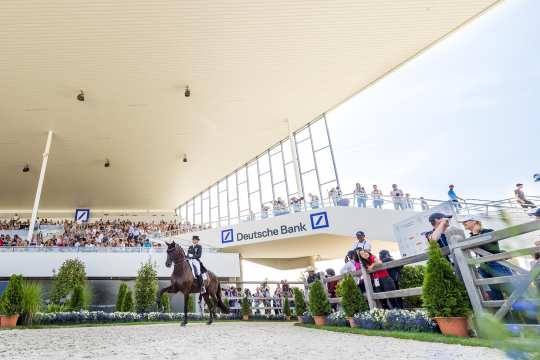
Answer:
[{"xmin": 187, "ymin": 235, "xmax": 206, "ymax": 294}]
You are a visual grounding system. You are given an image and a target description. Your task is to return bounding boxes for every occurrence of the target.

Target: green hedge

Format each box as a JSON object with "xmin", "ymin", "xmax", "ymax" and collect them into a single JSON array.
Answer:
[{"xmin": 399, "ymin": 265, "xmax": 425, "ymax": 308}]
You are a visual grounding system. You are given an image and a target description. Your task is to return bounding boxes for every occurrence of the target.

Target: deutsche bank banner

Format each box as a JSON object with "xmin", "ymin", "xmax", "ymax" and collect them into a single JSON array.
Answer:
[{"xmin": 221, "ymin": 211, "xmax": 330, "ymax": 244}]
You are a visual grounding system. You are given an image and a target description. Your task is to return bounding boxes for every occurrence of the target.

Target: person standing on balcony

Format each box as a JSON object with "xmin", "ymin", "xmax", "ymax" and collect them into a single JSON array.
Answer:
[
  {"xmin": 371, "ymin": 185, "xmax": 384, "ymax": 209},
  {"xmin": 354, "ymin": 183, "xmax": 368, "ymax": 208},
  {"xmin": 390, "ymin": 184, "xmax": 404, "ymax": 210},
  {"xmin": 515, "ymin": 183, "xmax": 536, "ymax": 209},
  {"xmin": 448, "ymin": 184, "xmax": 463, "ymax": 212},
  {"xmin": 308, "ymin": 193, "xmax": 320, "ymax": 209},
  {"xmin": 420, "ymin": 197, "xmax": 430, "ymax": 211}
]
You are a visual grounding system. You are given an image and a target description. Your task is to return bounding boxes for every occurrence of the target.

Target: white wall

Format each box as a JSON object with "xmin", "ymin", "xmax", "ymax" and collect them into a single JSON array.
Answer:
[{"xmin": 0, "ymin": 250, "xmax": 240, "ymax": 278}]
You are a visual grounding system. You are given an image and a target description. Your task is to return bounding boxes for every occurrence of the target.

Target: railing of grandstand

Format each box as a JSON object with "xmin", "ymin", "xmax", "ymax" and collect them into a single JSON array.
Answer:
[
  {"xmin": 319, "ymin": 220, "xmax": 540, "ymax": 326},
  {"xmin": 160, "ymin": 193, "xmax": 534, "ymax": 238}
]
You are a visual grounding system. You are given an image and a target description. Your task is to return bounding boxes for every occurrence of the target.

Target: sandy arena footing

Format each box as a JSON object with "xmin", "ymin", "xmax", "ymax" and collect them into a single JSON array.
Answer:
[{"xmin": 0, "ymin": 322, "xmax": 507, "ymax": 360}]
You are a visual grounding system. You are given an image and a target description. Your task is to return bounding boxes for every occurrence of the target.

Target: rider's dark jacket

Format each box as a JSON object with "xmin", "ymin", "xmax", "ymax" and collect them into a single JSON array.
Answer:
[{"xmin": 187, "ymin": 244, "xmax": 202, "ymax": 261}]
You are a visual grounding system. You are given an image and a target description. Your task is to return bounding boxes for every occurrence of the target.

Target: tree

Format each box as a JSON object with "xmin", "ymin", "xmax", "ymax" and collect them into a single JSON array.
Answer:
[
  {"xmin": 116, "ymin": 283, "xmax": 128, "ymax": 312},
  {"xmin": 123, "ymin": 290, "xmax": 134, "ymax": 312},
  {"xmin": 50, "ymin": 259, "xmax": 86, "ymax": 304},
  {"xmin": 0, "ymin": 274, "xmax": 24, "ymax": 315},
  {"xmin": 283, "ymin": 297, "xmax": 291, "ymax": 317},
  {"xmin": 292, "ymin": 288, "xmax": 306, "ymax": 316},
  {"xmin": 187, "ymin": 294, "xmax": 196, "ymax": 313},
  {"xmin": 68, "ymin": 285, "xmax": 85, "ymax": 311},
  {"xmin": 241, "ymin": 296, "xmax": 251, "ymax": 317},
  {"xmin": 422, "ymin": 241, "xmax": 470, "ymax": 318},
  {"xmin": 308, "ymin": 280, "xmax": 331, "ymax": 316},
  {"xmin": 399, "ymin": 265, "xmax": 425, "ymax": 308},
  {"xmin": 337, "ymin": 274, "xmax": 368, "ymax": 317},
  {"xmin": 160, "ymin": 293, "xmax": 171, "ymax": 313},
  {"xmin": 134, "ymin": 262, "xmax": 158, "ymax": 313}
]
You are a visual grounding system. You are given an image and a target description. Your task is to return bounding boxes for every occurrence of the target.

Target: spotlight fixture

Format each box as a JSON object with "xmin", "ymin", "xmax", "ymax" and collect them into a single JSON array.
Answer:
[
  {"xmin": 182, "ymin": 154, "xmax": 188, "ymax": 163},
  {"xmin": 104, "ymin": 159, "xmax": 110, "ymax": 168},
  {"xmin": 77, "ymin": 90, "xmax": 85, "ymax": 102},
  {"xmin": 22, "ymin": 164, "xmax": 30, "ymax": 173},
  {"xmin": 184, "ymin": 86, "xmax": 190, "ymax": 98}
]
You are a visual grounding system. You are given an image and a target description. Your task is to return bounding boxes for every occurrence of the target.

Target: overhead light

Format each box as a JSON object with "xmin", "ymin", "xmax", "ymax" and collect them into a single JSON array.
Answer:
[
  {"xmin": 77, "ymin": 90, "xmax": 85, "ymax": 102},
  {"xmin": 22, "ymin": 164, "xmax": 30, "ymax": 173},
  {"xmin": 182, "ymin": 154, "xmax": 188, "ymax": 163},
  {"xmin": 104, "ymin": 159, "xmax": 110, "ymax": 168},
  {"xmin": 184, "ymin": 86, "xmax": 190, "ymax": 98}
]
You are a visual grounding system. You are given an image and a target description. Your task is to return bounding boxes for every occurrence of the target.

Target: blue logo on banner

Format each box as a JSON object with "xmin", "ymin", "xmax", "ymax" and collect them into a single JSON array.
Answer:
[
  {"xmin": 75, "ymin": 209, "xmax": 90, "ymax": 222},
  {"xmin": 310, "ymin": 211, "xmax": 329, "ymax": 230},
  {"xmin": 221, "ymin": 229, "xmax": 234, "ymax": 243}
]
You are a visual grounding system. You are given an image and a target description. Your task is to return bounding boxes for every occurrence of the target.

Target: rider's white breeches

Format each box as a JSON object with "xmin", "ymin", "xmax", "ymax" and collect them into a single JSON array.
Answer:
[{"xmin": 188, "ymin": 259, "xmax": 201, "ymax": 277}]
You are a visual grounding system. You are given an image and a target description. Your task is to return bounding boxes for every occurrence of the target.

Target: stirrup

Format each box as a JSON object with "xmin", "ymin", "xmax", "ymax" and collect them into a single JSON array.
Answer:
[{"xmin": 201, "ymin": 286, "xmax": 206, "ymax": 294}]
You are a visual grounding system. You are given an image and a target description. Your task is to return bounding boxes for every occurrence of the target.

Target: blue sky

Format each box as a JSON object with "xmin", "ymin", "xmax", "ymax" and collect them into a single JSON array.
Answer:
[{"xmin": 326, "ymin": 0, "xmax": 539, "ymax": 202}]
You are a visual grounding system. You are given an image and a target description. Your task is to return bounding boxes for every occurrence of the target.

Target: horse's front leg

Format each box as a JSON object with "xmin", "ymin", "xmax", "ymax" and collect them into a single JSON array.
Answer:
[
  {"xmin": 156, "ymin": 285, "xmax": 173, "ymax": 312},
  {"xmin": 203, "ymin": 292, "xmax": 214, "ymax": 325},
  {"xmin": 181, "ymin": 292, "xmax": 189, "ymax": 326}
]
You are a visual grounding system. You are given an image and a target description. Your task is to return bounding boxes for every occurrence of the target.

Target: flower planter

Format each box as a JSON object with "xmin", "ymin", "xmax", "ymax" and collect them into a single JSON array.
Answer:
[
  {"xmin": 0, "ymin": 314, "xmax": 19, "ymax": 328},
  {"xmin": 346, "ymin": 317, "xmax": 358, "ymax": 328},
  {"xmin": 297, "ymin": 316, "xmax": 304, "ymax": 323},
  {"xmin": 313, "ymin": 315, "xmax": 327, "ymax": 326},
  {"xmin": 433, "ymin": 317, "xmax": 469, "ymax": 337},
  {"xmin": 242, "ymin": 315, "xmax": 249, "ymax": 321}
]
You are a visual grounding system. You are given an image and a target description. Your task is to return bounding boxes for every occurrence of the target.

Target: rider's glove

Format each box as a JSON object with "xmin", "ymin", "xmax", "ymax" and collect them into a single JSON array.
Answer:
[{"xmin": 188, "ymin": 254, "xmax": 193, "ymax": 258}]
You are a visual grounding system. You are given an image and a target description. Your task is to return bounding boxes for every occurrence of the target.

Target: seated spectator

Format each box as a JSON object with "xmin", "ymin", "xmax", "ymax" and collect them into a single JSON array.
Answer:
[{"xmin": 358, "ymin": 249, "xmax": 400, "ymax": 309}]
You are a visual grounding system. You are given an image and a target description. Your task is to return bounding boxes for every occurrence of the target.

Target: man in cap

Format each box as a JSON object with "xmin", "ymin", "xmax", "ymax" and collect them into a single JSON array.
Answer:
[
  {"xmin": 425, "ymin": 213, "xmax": 453, "ymax": 249},
  {"xmin": 306, "ymin": 266, "xmax": 320, "ymax": 285},
  {"xmin": 352, "ymin": 230, "xmax": 372, "ymax": 252},
  {"xmin": 460, "ymin": 215, "xmax": 511, "ymax": 300},
  {"xmin": 187, "ymin": 235, "xmax": 205, "ymax": 294}
]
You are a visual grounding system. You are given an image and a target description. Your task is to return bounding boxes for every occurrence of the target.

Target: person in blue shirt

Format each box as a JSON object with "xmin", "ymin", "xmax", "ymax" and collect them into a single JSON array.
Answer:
[{"xmin": 448, "ymin": 184, "xmax": 463, "ymax": 212}]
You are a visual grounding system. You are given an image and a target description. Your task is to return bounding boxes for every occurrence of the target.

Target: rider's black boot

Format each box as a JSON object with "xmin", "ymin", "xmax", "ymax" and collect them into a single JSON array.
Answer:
[{"xmin": 197, "ymin": 275, "xmax": 206, "ymax": 294}]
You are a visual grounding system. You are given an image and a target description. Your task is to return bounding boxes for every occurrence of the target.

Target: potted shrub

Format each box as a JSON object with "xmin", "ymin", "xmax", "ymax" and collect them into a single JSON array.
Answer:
[
  {"xmin": 292, "ymin": 288, "xmax": 306, "ymax": 323},
  {"xmin": 20, "ymin": 281, "xmax": 42, "ymax": 326},
  {"xmin": 337, "ymin": 274, "xmax": 367, "ymax": 327},
  {"xmin": 422, "ymin": 241, "xmax": 470, "ymax": 337},
  {"xmin": 116, "ymin": 283, "xmax": 128, "ymax": 311},
  {"xmin": 283, "ymin": 297, "xmax": 291, "ymax": 320},
  {"xmin": 0, "ymin": 274, "xmax": 24, "ymax": 328},
  {"xmin": 241, "ymin": 296, "xmax": 250, "ymax": 320},
  {"xmin": 308, "ymin": 280, "xmax": 331, "ymax": 326}
]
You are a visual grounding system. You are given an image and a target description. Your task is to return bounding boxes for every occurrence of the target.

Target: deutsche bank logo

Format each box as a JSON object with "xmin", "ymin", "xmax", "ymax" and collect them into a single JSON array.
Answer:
[
  {"xmin": 75, "ymin": 208, "xmax": 90, "ymax": 222},
  {"xmin": 221, "ymin": 229, "xmax": 234, "ymax": 244},
  {"xmin": 310, "ymin": 211, "xmax": 329, "ymax": 230}
]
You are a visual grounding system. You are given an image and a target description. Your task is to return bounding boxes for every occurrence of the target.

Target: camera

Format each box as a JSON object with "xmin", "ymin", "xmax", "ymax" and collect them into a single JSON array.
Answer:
[
  {"xmin": 22, "ymin": 164, "xmax": 30, "ymax": 173},
  {"xmin": 77, "ymin": 90, "xmax": 85, "ymax": 102}
]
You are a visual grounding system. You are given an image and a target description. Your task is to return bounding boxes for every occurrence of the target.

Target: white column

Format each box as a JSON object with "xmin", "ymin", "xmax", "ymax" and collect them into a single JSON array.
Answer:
[
  {"xmin": 27, "ymin": 130, "xmax": 54, "ymax": 243},
  {"xmin": 286, "ymin": 119, "xmax": 304, "ymax": 198}
]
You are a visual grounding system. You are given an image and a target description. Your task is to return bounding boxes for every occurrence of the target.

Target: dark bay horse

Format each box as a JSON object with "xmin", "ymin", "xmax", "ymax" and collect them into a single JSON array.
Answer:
[{"xmin": 156, "ymin": 241, "xmax": 229, "ymax": 326}]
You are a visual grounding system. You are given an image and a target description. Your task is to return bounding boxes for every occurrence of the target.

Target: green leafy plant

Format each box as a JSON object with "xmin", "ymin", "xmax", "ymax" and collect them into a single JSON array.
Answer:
[
  {"xmin": 68, "ymin": 285, "xmax": 85, "ymax": 311},
  {"xmin": 283, "ymin": 297, "xmax": 291, "ymax": 317},
  {"xmin": 160, "ymin": 293, "xmax": 171, "ymax": 313},
  {"xmin": 187, "ymin": 294, "xmax": 196, "ymax": 313},
  {"xmin": 44, "ymin": 303, "xmax": 67, "ymax": 313},
  {"xmin": 21, "ymin": 281, "xmax": 42, "ymax": 325},
  {"xmin": 1, "ymin": 274, "xmax": 24, "ymax": 316},
  {"xmin": 422, "ymin": 241, "xmax": 470, "ymax": 318},
  {"xmin": 337, "ymin": 274, "xmax": 368, "ymax": 317},
  {"xmin": 123, "ymin": 290, "xmax": 134, "ymax": 312},
  {"xmin": 223, "ymin": 297, "xmax": 230, "ymax": 309},
  {"xmin": 134, "ymin": 262, "xmax": 158, "ymax": 313},
  {"xmin": 308, "ymin": 280, "xmax": 331, "ymax": 316},
  {"xmin": 50, "ymin": 259, "xmax": 86, "ymax": 304},
  {"xmin": 399, "ymin": 265, "xmax": 425, "ymax": 308},
  {"xmin": 241, "ymin": 296, "xmax": 250, "ymax": 317},
  {"xmin": 292, "ymin": 288, "xmax": 306, "ymax": 316},
  {"xmin": 116, "ymin": 283, "xmax": 128, "ymax": 311}
]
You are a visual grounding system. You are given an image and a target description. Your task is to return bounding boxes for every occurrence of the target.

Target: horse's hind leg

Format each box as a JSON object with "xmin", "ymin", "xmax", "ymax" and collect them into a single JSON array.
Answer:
[
  {"xmin": 203, "ymin": 293, "xmax": 214, "ymax": 325},
  {"xmin": 181, "ymin": 292, "xmax": 189, "ymax": 326}
]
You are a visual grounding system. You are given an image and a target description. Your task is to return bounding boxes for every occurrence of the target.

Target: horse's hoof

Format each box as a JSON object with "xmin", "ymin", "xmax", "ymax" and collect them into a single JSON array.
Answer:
[{"xmin": 180, "ymin": 322, "xmax": 187, "ymax": 327}]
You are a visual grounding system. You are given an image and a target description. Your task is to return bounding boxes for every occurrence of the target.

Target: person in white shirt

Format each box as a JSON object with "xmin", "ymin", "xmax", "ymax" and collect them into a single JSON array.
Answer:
[
  {"xmin": 390, "ymin": 184, "xmax": 405, "ymax": 210},
  {"xmin": 352, "ymin": 230, "xmax": 372, "ymax": 252}
]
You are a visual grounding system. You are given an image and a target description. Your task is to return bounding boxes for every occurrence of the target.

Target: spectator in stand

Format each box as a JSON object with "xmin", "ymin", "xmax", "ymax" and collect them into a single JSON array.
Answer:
[
  {"xmin": 371, "ymin": 185, "xmax": 384, "ymax": 209},
  {"xmin": 352, "ymin": 230, "xmax": 371, "ymax": 252},
  {"xmin": 515, "ymin": 183, "xmax": 536, "ymax": 209},
  {"xmin": 325, "ymin": 268, "xmax": 338, "ymax": 310},
  {"xmin": 273, "ymin": 285, "xmax": 282, "ymax": 315},
  {"xmin": 308, "ymin": 193, "xmax": 320, "ymax": 209},
  {"xmin": 448, "ymin": 184, "xmax": 463, "ymax": 212},
  {"xmin": 306, "ymin": 266, "xmax": 320, "ymax": 285},
  {"xmin": 340, "ymin": 250, "xmax": 357, "ymax": 275},
  {"xmin": 404, "ymin": 193, "xmax": 414, "ymax": 209},
  {"xmin": 261, "ymin": 204, "xmax": 269, "ymax": 219},
  {"xmin": 290, "ymin": 196, "xmax": 304, "ymax": 212},
  {"xmin": 379, "ymin": 250, "xmax": 403, "ymax": 309},
  {"xmin": 461, "ymin": 215, "xmax": 512, "ymax": 300},
  {"xmin": 425, "ymin": 213, "xmax": 452, "ymax": 249},
  {"xmin": 328, "ymin": 188, "xmax": 337, "ymax": 206},
  {"xmin": 354, "ymin": 183, "xmax": 368, "ymax": 208},
  {"xmin": 420, "ymin": 197, "xmax": 430, "ymax": 211},
  {"xmin": 390, "ymin": 184, "xmax": 405, "ymax": 210},
  {"xmin": 358, "ymin": 249, "xmax": 400, "ymax": 309},
  {"xmin": 281, "ymin": 279, "xmax": 290, "ymax": 295}
]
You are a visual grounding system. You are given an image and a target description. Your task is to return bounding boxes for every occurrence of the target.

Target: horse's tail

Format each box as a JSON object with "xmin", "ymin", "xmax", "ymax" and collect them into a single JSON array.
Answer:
[{"xmin": 216, "ymin": 282, "xmax": 230, "ymax": 314}]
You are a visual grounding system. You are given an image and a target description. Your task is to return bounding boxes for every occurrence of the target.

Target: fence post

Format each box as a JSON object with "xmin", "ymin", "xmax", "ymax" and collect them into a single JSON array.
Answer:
[
  {"xmin": 452, "ymin": 247, "xmax": 484, "ymax": 317},
  {"xmin": 360, "ymin": 266, "xmax": 376, "ymax": 310}
]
